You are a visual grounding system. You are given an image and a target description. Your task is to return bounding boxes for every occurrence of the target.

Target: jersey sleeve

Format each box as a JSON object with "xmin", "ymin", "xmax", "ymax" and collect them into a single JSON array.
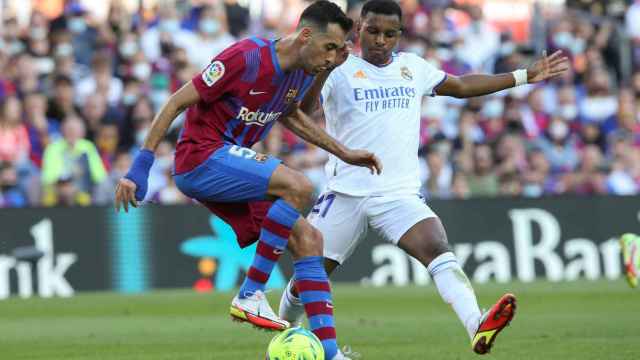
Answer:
[
  {"xmin": 412, "ymin": 54, "xmax": 447, "ymax": 97},
  {"xmin": 191, "ymin": 43, "xmax": 246, "ymax": 103}
]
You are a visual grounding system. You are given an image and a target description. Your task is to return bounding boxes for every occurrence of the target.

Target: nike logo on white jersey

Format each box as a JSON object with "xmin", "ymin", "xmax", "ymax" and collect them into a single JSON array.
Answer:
[{"xmin": 249, "ymin": 89, "xmax": 267, "ymax": 95}]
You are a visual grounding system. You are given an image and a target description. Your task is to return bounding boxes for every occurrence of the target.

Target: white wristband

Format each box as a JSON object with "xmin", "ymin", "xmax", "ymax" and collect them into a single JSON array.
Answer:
[{"xmin": 512, "ymin": 69, "xmax": 528, "ymax": 87}]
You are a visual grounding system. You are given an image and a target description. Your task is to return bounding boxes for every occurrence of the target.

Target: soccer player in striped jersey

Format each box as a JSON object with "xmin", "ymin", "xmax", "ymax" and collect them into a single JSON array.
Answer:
[{"xmin": 115, "ymin": 2, "xmax": 381, "ymax": 359}]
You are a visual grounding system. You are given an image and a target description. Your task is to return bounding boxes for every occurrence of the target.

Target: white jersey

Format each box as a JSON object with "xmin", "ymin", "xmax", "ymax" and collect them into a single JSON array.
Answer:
[{"xmin": 321, "ymin": 52, "xmax": 446, "ymax": 196}]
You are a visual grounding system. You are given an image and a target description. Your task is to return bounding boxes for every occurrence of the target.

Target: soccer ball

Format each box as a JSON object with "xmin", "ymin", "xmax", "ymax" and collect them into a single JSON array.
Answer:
[{"xmin": 266, "ymin": 327, "xmax": 324, "ymax": 360}]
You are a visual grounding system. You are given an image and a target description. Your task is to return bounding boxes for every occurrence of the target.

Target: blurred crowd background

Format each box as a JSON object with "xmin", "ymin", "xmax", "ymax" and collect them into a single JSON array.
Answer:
[{"xmin": 1, "ymin": 0, "xmax": 640, "ymax": 207}]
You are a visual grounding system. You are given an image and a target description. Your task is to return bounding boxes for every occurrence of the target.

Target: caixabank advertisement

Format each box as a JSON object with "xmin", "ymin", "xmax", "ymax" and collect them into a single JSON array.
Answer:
[{"xmin": 0, "ymin": 195, "xmax": 635, "ymax": 300}]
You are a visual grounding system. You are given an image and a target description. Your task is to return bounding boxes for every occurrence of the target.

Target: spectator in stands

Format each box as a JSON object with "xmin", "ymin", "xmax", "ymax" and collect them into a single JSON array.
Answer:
[
  {"xmin": 0, "ymin": 96, "xmax": 30, "ymax": 165},
  {"xmin": 94, "ymin": 151, "xmax": 131, "ymax": 205},
  {"xmin": 579, "ymin": 67, "xmax": 618, "ymax": 128},
  {"xmin": 626, "ymin": 0, "xmax": 640, "ymax": 68},
  {"xmin": 188, "ymin": 5, "xmax": 235, "ymax": 70},
  {"xmin": 24, "ymin": 92, "xmax": 58, "ymax": 167},
  {"xmin": 140, "ymin": 5, "xmax": 196, "ymax": 63},
  {"xmin": 95, "ymin": 122, "xmax": 120, "ymax": 171},
  {"xmin": 565, "ymin": 144, "xmax": 607, "ymax": 195},
  {"xmin": 50, "ymin": 2, "xmax": 98, "ymax": 67},
  {"xmin": 605, "ymin": 131, "xmax": 640, "ymax": 195},
  {"xmin": 0, "ymin": 161, "xmax": 27, "ymax": 208},
  {"xmin": 522, "ymin": 148, "xmax": 554, "ymax": 197},
  {"xmin": 457, "ymin": 5, "xmax": 500, "ymax": 72},
  {"xmin": 75, "ymin": 55, "xmax": 123, "ymax": 107},
  {"xmin": 13, "ymin": 53, "xmax": 41, "ymax": 95},
  {"xmin": 614, "ymin": 88, "xmax": 640, "ymax": 140},
  {"xmin": 535, "ymin": 116, "xmax": 580, "ymax": 173},
  {"xmin": 224, "ymin": 0, "xmax": 251, "ymax": 37},
  {"xmin": 150, "ymin": 167, "xmax": 190, "ymax": 205},
  {"xmin": 467, "ymin": 143, "xmax": 499, "ymax": 197},
  {"xmin": 41, "ymin": 115, "xmax": 106, "ymax": 203},
  {"xmin": 120, "ymin": 96, "xmax": 154, "ymax": 151},
  {"xmin": 450, "ymin": 172, "xmax": 471, "ymax": 199},
  {"xmin": 46, "ymin": 174, "xmax": 92, "ymax": 207},
  {"xmin": 498, "ymin": 171, "xmax": 523, "ymax": 197},
  {"xmin": 46, "ymin": 74, "xmax": 79, "ymax": 123},
  {"xmin": 421, "ymin": 145, "xmax": 453, "ymax": 199}
]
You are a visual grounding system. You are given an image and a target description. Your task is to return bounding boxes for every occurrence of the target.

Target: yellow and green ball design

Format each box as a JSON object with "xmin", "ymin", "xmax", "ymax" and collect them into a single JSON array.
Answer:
[{"xmin": 266, "ymin": 327, "xmax": 324, "ymax": 360}]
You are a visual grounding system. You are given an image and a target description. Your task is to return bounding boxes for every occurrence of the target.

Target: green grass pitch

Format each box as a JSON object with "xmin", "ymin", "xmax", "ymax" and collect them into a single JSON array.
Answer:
[{"xmin": 1, "ymin": 280, "xmax": 638, "ymax": 359}]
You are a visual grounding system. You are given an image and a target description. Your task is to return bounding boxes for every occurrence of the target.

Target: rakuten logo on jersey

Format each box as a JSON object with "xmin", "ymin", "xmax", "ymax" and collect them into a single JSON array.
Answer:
[{"xmin": 237, "ymin": 106, "xmax": 281, "ymax": 126}]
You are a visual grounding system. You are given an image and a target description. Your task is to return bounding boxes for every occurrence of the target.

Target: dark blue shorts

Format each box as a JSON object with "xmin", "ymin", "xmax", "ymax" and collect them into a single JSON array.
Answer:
[{"xmin": 174, "ymin": 144, "xmax": 282, "ymax": 203}]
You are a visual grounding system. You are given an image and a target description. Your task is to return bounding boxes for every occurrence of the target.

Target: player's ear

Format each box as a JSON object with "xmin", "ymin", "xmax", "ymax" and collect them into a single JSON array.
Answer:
[{"xmin": 298, "ymin": 27, "xmax": 313, "ymax": 44}]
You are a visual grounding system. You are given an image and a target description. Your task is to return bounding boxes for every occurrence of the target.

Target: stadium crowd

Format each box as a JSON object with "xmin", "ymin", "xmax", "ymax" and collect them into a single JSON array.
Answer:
[{"xmin": 1, "ymin": 0, "xmax": 640, "ymax": 207}]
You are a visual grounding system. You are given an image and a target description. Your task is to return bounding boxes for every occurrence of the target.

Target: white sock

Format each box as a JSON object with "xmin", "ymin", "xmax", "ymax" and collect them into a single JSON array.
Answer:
[
  {"xmin": 427, "ymin": 252, "xmax": 482, "ymax": 339},
  {"xmin": 278, "ymin": 279, "xmax": 305, "ymax": 326}
]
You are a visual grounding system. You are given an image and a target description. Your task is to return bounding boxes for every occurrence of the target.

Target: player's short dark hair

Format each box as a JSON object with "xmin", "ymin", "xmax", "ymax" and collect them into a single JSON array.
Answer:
[
  {"xmin": 298, "ymin": 0, "xmax": 353, "ymax": 34},
  {"xmin": 361, "ymin": 0, "xmax": 403, "ymax": 22}
]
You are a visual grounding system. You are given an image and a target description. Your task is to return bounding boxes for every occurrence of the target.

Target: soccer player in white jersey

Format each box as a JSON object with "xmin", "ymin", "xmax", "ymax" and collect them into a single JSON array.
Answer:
[{"xmin": 278, "ymin": 0, "xmax": 569, "ymax": 355}]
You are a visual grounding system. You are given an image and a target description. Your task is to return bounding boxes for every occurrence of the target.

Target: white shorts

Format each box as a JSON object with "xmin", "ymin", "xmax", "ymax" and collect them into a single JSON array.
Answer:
[{"xmin": 308, "ymin": 192, "xmax": 437, "ymax": 264}]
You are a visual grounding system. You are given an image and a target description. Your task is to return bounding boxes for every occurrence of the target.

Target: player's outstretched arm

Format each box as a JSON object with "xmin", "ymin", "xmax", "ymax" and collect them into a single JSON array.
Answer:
[
  {"xmin": 114, "ymin": 81, "xmax": 201, "ymax": 213},
  {"xmin": 280, "ymin": 107, "xmax": 382, "ymax": 174},
  {"xmin": 435, "ymin": 50, "xmax": 569, "ymax": 98}
]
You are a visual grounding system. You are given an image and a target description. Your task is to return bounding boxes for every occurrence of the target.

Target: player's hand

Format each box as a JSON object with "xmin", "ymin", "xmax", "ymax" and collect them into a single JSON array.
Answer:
[
  {"xmin": 115, "ymin": 177, "xmax": 139, "ymax": 213},
  {"xmin": 526, "ymin": 50, "xmax": 570, "ymax": 83},
  {"xmin": 341, "ymin": 149, "xmax": 383, "ymax": 175},
  {"xmin": 115, "ymin": 149, "xmax": 155, "ymax": 212}
]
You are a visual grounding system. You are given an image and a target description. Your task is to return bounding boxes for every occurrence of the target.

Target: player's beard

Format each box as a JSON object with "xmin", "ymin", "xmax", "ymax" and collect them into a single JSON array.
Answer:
[{"xmin": 364, "ymin": 47, "xmax": 390, "ymax": 66}]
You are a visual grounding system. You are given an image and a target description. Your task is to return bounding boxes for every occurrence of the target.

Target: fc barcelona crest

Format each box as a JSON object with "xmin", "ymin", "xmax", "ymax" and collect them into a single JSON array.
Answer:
[
  {"xmin": 285, "ymin": 89, "xmax": 298, "ymax": 103},
  {"xmin": 400, "ymin": 66, "xmax": 413, "ymax": 81}
]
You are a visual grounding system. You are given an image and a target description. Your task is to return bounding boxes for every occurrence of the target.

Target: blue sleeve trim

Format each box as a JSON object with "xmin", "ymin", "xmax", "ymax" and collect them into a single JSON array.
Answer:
[{"xmin": 249, "ymin": 36, "xmax": 266, "ymax": 47}]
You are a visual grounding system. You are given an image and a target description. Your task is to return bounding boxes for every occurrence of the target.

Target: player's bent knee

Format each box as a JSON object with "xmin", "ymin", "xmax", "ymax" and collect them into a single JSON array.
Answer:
[
  {"xmin": 288, "ymin": 224, "xmax": 323, "ymax": 258},
  {"xmin": 300, "ymin": 227, "xmax": 323, "ymax": 257},
  {"xmin": 283, "ymin": 174, "xmax": 315, "ymax": 209}
]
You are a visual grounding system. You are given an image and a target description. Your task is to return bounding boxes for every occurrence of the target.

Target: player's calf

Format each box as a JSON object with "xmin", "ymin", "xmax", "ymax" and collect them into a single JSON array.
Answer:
[
  {"xmin": 288, "ymin": 223, "xmax": 324, "ymax": 258},
  {"xmin": 231, "ymin": 199, "xmax": 301, "ymax": 331}
]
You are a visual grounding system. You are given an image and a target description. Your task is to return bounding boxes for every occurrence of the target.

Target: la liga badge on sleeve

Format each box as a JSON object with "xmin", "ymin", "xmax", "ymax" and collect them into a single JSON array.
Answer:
[{"xmin": 202, "ymin": 61, "xmax": 225, "ymax": 87}]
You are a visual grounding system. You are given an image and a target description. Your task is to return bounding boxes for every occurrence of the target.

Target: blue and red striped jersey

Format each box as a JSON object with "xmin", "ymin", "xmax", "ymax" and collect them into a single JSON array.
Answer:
[{"xmin": 174, "ymin": 37, "xmax": 314, "ymax": 174}]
